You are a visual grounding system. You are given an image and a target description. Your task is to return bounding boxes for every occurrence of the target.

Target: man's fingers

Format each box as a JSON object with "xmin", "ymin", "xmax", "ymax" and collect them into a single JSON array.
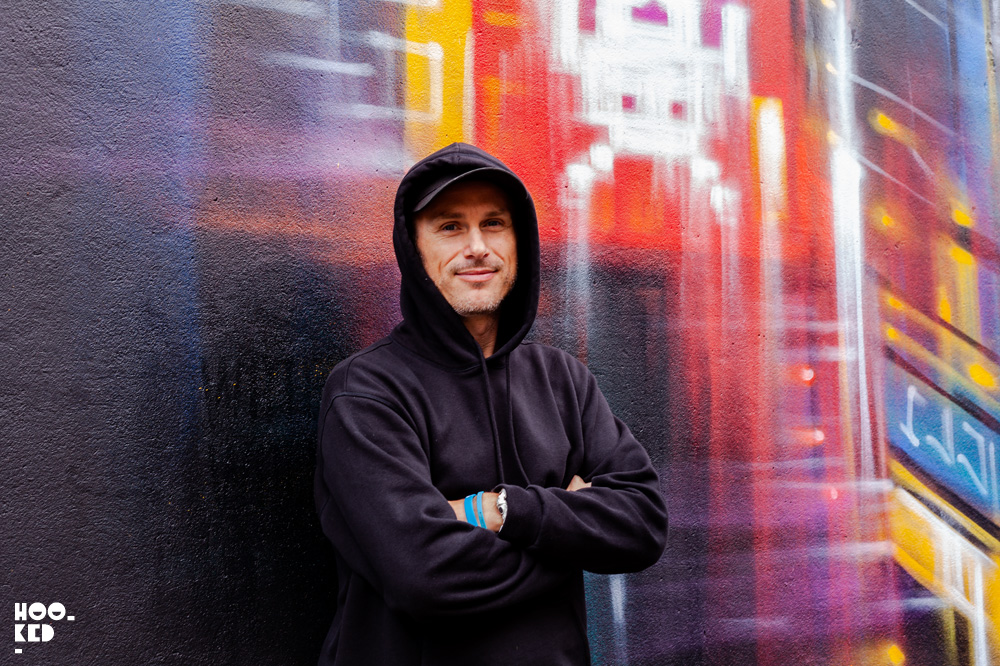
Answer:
[{"xmin": 566, "ymin": 475, "xmax": 592, "ymax": 492}]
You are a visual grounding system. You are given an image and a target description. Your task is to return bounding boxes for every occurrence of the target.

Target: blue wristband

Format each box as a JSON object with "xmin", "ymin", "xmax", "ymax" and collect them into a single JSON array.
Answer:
[
  {"xmin": 475, "ymin": 491, "xmax": 486, "ymax": 529},
  {"xmin": 463, "ymin": 494, "xmax": 477, "ymax": 526}
]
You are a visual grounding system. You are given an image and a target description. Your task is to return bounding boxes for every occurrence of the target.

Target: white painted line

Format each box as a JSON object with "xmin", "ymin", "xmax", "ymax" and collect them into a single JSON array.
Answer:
[
  {"xmin": 904, "ymin": 0, "xmax": 948, "ymax": 29},
  {"xmin": 262, "ymin": 53, "xmax": 374, "ymax": 77},
  {"xmin": 849, "ymin": 74, "xmax": 954, "ymax": 135},
  {"xmin": 226, "ymin": 0, "xmax": 324, "ymax": 18},
  {"xmin": 854, "ymin": 153, "xmax": 934, "ymax": 205}
]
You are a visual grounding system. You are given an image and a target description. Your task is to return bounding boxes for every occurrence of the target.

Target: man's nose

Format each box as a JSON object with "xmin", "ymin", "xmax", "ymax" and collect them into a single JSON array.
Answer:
[{"xmin": 464, "ymin": 228, "xmax": 489, "ymax": 257}]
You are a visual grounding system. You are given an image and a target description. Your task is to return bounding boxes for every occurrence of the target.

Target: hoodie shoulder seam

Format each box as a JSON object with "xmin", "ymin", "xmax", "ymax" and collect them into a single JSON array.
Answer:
[
  {"xmin": 342, "ymin": 338, "xmax": 394, "ymax": 386},
  {"xmin": 327, "ymin": 392, "xmax": 419, "ymax": 433}
]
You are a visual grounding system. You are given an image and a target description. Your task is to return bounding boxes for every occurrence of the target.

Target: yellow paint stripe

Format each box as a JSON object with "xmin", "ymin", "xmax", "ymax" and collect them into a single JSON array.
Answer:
[
  {"xmin": 890, "ymin": 460, "xmax": 1000, "ymax": 552},
  {"xmin": 880, "ymin": 289, "xmax": 999, "ymax": 396},
  {"xmin": 884, "ymin": 324, "xmax": 1000, "ymax": 411},
  {"xmin": 892, "ymin": 539, "xmax": 938, "ymax": 594}
]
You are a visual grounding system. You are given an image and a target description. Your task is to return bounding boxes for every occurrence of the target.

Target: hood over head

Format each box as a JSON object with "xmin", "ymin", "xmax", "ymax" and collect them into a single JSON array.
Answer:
[{"xmin": 391, "ymin": 143, "xmax": 540, "ymax": 369}]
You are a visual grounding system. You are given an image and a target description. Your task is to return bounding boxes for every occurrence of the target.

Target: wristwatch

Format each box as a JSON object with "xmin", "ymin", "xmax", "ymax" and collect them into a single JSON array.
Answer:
[{"xmin": 496, "ymin": 488, "xmax": 508, "ymax": 531}]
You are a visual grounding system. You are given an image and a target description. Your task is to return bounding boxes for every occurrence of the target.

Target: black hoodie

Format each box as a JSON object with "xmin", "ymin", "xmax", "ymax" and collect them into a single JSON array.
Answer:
[{"xmin": 315, "ymin": 143, "xmax": 667, "ymax": 665}]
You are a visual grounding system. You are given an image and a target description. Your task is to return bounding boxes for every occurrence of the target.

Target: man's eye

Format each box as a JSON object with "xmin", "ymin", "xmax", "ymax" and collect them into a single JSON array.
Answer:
[
  {"xmin": 441, "ymin": 223, "xmax": 459, "ymax": 231},
  {"xmin": 484, "ymin": 219, "xmax": 506, "ymax": 227}
]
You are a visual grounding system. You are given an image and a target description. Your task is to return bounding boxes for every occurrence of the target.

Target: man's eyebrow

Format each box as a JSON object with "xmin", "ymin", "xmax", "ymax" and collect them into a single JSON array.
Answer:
[
  {"xmin": 429, "ymin": 206, "xmax": 509, "ymax": 221},
  {"xmin": 427, "ymin": 210, "xmax": 466, "ymax": 222}
]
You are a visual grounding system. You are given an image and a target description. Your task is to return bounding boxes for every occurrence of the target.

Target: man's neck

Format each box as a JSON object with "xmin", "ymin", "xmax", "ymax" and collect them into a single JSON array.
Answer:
[{"xmin": 462, "ymin": 313, "xmax": 501, "ymax": 358}]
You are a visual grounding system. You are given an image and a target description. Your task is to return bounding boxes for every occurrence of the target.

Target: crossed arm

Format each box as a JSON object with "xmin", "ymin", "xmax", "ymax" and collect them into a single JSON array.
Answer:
[
  {"xmin": 447, "ymin": 475, "xmax": 592, "ymax": 532},
  {"xmin": 317, "ymin": 367, "xmax": 666, "ymax": 617}
]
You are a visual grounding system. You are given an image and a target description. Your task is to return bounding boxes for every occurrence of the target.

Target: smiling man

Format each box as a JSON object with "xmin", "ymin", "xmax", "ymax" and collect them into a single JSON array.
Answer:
[
  {"xmin": 314, "ymin": 143, "xmax": 667, "ymax": 665},
  {"xmin": 413, "ymin": 178, "xmax": 518, "ymax": 357}
]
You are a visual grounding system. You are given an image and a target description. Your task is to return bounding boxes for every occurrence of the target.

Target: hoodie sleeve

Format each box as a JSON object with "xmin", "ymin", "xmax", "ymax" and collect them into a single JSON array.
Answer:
[
  {"xmin": 316, "ymin": 392, "xmax": 572, "ymax": 618},
  {"xmin": 496, "ymin": 367, "xmax": 668, "ymax": 573}
]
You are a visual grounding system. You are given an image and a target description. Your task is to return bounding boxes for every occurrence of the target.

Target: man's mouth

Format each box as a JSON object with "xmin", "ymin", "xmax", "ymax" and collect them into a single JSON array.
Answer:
[{"xmin": 455, "ymin": 268, "xmax": 498, "ymax": 283}]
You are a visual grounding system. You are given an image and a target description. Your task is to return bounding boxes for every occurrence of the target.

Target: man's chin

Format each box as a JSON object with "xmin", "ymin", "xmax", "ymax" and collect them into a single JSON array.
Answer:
[
  {"xmin": 449, "ymin": 292, "xmax": 506, "ymax": 317},
  {"xmin": 441, "ymin": 278, "xmax": 516, "ymax": 318},
  {"xmin": 453, "ymin": 302, "xmax": 502, "ymax": 317}
]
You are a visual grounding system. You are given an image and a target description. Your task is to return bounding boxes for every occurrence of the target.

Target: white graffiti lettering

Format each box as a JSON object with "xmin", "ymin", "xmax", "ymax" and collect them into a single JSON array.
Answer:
[
  {"xmin": 898, "ymin": 384, "xmax": 926, "ymax": 447},
  {"xmin": 898, "ymin": 384, "xmax": 997, "ymax": 509}
]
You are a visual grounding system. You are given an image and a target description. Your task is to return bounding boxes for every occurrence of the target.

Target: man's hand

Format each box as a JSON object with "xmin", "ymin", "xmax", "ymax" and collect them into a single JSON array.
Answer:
[
  {"xmin": 449, "ymin": 476, "xmax": 589, "ymax": 532},
  {"xmin": 448, "ymin": 493, "xmax": 503, "ymax": 532}
]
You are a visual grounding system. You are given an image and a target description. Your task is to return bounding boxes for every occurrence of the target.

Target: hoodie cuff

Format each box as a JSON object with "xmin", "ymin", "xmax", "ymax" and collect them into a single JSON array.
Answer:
[{"xmin": 494, "ymin": 484, "xmax": 542, "ymax": 547}]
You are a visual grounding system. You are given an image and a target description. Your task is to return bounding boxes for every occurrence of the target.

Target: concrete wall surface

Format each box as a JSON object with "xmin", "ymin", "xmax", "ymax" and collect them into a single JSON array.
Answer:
[{"xmin": 3, "ymin": 0, "xmax": 999, "ymax": 664}]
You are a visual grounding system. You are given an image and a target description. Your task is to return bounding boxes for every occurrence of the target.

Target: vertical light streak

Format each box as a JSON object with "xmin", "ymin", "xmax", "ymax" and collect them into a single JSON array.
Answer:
[
  {"xmin": 715, "ymin": 183, "xmax": 743, "ymax": 309},
  {"xmin": 463, "ymin": 29, "xmax": 475, "ymax": 143},
  {"xmin": 721, "ymin": 4, "xmax": 749, "ymax": 100},
  {"xmin": 690, "ymin": 1, "xmax": 709, "ymax": 156},
  {"xmin": 972, "ymin": 563, "xmax": 988, "ymax": 666},
  {"xmin": 755, "ymin": 97, "xmax": 787, "ymax": 337},
  {"xmin": 609, "ymin": 572, "xmax": 626, "ymax": 625},
  {"xmin": 552, "ymin": 0, "xmax": 579, "ymax": 71},
  {"xmin": 828, "ymin": 0, "xmax": 874, "ymax": 479},
  {"xmin": 832, "ymin": 144, "xmax": 871, "ymax": 477},
  {"xmin": 326, "ymin": 0, "xmax": 342, "ymax": 59},
  {"xmin": 756, "ymin": 99, "xmax": 786, "ymax": 220},
  {"xmin": 564, "ymin": 161, "xmax": 595, "ymax": 358},
  {"xmin": 609, "ymin": 573, "xmax": 629, "ymax": 664},
  {"xmin": 981, "ymin": 0, "xmax": 1000, "ymax": 198}
]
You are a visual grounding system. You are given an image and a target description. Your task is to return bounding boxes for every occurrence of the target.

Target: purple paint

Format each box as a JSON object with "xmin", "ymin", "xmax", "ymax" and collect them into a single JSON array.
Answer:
[{"xmin": 631, "ymin": 0, "xmax": 670, "ymax": 26}]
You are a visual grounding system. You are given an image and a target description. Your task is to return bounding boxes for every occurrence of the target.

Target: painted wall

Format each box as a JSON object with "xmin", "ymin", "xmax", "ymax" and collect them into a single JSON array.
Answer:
[{"xmin": 3, "ymin": 0, "xmax": 999, "ymax": 664}]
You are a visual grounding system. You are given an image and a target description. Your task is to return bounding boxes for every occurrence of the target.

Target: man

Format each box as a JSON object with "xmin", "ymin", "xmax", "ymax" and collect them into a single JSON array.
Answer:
[{"xmin": 315, "ymin": 143, "xmax": 667, "ymax": 665}]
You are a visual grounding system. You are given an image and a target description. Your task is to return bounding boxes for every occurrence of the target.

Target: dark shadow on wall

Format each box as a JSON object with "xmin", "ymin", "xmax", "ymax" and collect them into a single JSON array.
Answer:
[
  {"xmin": 3, "ymin": 169, "xmax": 387, "ymax": 665},
  {"xmin": 1, "ymin": 1, "xmax": 403, "ymax": 662},
  {"xmin": 180, "ymin": 175, "xmax": 401, "ymax": 664}
]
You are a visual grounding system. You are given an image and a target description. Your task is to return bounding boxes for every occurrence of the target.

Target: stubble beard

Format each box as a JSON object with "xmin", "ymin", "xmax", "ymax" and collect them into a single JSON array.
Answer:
[{"xmin": 438, "ymin": 265, "xmax": 517, "ymax": 317}]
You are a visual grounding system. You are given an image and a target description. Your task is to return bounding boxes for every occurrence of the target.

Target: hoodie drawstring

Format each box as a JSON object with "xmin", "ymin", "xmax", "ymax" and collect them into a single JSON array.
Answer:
[
  {"xmin": 479, "ymin": 354, "xmax": 506, "ymax": 486},
  {"xmin": 505, "ymin": 360, "xmax": 530, "ymax": 482},
  {"xmin": 478, "ymin": 355, "xmax": 531, "ymax": 487}
]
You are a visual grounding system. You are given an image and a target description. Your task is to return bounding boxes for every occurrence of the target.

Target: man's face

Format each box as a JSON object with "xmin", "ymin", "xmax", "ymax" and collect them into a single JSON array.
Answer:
[{"xmin": 413, "ymin": 179, "xmax": 518, "ymax": 317}]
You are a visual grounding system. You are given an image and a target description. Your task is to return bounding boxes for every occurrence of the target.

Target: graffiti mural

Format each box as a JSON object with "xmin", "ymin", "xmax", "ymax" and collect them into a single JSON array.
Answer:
[{"xmin": 3, "ymin": 0, "xmax": 998, "ymax": 664}]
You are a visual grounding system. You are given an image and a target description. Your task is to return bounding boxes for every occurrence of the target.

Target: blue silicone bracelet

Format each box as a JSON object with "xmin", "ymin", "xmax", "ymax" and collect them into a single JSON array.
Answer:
[
  {"xmin": 475, "ymin": 491, "xmax": 486, "ymax": 529},
  {"xmin": 463, "ymin": 494, "xmax": 477, "ymax": 526}
]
